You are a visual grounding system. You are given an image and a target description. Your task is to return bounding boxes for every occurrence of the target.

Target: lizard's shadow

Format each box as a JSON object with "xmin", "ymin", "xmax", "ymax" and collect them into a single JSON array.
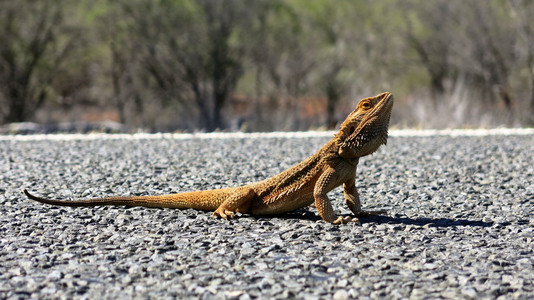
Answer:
[
  {"xmin": 261, "ymin": 210, "xmax": 494, "ymax": 228},
  {"xmin": 358, "ymin": 215, "xmax": 494, "ymax": 228}
]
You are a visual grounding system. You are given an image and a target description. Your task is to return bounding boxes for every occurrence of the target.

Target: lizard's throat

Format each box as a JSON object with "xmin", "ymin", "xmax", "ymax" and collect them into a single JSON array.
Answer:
[{"xmin": 339, "ymin": 116, "xmax": 390, "ymax": 158}]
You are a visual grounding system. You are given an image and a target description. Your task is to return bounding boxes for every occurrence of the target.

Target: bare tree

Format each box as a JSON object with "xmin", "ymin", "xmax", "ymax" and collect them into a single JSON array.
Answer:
[
  {"xmin": 395, "ymin": 0, "xmax": 522, "ymax": 126},
  {"xmin": 400, "ymin": 1, "xmax": 455, "ymax": 102},
  {"xmin": 97, "ymin": 1, "xmax": 140, "ymax": 126},
  {"xmin": 309, "ymin": 1, "xmax": 369, "ymax": 129},
  {"xmin": 0, "ymin": 1, "xmax": 64, "ymax": 123},
  {"xmin": 249, "ymin": 2, "xmax": 318, "ymax": 130},
  {"xmin": 0, "ymin": 1, "xmax": 61, "ymax": 122},
  {"xmin": 458, "ymin": 2, "xmax": 516, "ymax": 112},
  {"xmin": 113, "ymin": 0, "xmax": 267, "ymax": 131},
  {"xmin": 509, "ymin": 0, "xmax": 534, "ymax": 124}
]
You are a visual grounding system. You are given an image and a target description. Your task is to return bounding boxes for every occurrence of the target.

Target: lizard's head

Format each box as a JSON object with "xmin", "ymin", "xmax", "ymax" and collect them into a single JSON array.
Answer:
[{"xmin": 335, "ymin": 92, "xmax": 394, "ymax": 158}]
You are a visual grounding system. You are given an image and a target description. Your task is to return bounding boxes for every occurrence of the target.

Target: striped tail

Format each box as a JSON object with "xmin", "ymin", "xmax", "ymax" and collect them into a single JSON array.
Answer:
[{"xmin": 23, "ymin": 188, "xmax": 235, "ymax": 211}]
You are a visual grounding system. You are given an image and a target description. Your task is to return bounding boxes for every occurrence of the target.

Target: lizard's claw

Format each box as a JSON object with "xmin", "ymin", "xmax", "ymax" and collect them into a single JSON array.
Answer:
[
  {"xmin": 355, "ymin": 209, "xmax": 388, "ymax": 217},
  {"xmin": 333, "ymin": 216, "xmax": 360, "ymax": 224},
  {"xmin": 213, "ymin": 207, "xmax": 236, "ymax": 219}
]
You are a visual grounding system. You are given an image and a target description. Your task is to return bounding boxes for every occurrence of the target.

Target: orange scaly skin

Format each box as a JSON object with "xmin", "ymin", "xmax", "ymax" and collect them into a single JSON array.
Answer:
[{"xmin": 24, "ymin": 92, "xmax": 394, "ymax": 224}]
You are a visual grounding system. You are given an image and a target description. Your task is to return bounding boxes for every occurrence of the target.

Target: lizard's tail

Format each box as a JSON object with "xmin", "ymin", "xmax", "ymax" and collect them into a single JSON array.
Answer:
[{"xmin": 23, "ymin": 188, "xmax": 233, "ymax": 211}]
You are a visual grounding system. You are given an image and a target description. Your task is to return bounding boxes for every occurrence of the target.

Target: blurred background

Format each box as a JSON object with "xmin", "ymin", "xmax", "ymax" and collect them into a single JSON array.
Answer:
[{"xmin": 1, "ymin": 0, "xmax": 533, "ymax": 133}]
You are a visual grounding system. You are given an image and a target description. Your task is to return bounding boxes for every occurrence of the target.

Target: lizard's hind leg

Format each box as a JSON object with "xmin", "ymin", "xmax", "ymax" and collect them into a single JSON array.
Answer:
[{"xmin": 213, "ymin": 187, "xmax": 255, "ymax": 219}]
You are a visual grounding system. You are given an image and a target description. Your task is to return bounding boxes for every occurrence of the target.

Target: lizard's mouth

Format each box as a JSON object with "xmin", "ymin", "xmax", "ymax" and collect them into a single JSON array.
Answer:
[{"xmin": 370, "ymin": 92, "xmax": 393, "ymax": 118}]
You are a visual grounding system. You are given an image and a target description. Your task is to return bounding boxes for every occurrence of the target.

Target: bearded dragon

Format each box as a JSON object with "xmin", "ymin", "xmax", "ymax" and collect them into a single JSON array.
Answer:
[{"xmin": 24, "ymin": 92, "xmax": 394, "ymax": 224}]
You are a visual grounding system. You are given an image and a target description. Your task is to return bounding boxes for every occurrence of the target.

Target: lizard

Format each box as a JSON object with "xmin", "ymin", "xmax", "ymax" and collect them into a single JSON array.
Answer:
[{"xmin": 24, "ymin": 92, "xmax": 394, "ymax": 224}]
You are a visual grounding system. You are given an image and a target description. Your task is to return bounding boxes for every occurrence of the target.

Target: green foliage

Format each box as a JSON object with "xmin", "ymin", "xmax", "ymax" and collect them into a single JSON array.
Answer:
[{"xmin": 1, "ymin": 0, "xmax": 533, "ymax": 129}]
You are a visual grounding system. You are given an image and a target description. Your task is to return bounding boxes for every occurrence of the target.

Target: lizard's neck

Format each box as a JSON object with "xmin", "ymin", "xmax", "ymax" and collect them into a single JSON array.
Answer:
[{"xmin": 324, "ymin": 138, "xmax": 360, "ymax": 165}]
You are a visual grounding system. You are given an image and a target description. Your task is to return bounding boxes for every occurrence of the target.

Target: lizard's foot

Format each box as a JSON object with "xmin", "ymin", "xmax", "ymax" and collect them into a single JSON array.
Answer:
[
  {"xmin": 213, "ymin": 207, "xmax": 236, "ymax": 219},
  {"xmin": 355, "ymin": 209, "xmax": 387, "ymax": 217},
  {"xmin": 333, "ymin": 216, "xmax": 360, "ymax": 224}
]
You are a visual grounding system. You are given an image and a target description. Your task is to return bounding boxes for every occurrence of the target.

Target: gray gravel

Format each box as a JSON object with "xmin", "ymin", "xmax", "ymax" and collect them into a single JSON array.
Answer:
[{"xmin": 1, "ymin": 133, "xmax": 533, "ymax": 299}]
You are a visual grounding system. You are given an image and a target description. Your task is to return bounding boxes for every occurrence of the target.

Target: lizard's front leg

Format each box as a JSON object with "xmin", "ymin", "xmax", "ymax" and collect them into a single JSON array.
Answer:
[
  {"xmin": 213, "ymin": 187, "xmax": 255, "ymax": 219},
  {"xmin": 314, "ymin": 169, "xmax": 358, "ymax": 224},
  {"xmin": 343, "ymin": 178, "xmax": 387, "ymax": 219}
]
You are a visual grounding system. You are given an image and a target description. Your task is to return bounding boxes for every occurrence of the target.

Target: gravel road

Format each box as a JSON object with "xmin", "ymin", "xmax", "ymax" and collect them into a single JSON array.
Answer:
[{"xmin": 1, "ymin": 131, "xmax": 533, "ymax": 299}]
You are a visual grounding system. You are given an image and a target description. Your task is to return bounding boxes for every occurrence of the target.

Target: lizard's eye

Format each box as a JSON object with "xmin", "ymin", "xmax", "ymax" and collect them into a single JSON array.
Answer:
[{"xmin": 361, "ymin": 101, "xmax": 371, "ymax": 110}]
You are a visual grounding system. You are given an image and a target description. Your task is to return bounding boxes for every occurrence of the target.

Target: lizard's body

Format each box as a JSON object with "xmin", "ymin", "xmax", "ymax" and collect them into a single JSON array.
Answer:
[{"xmin": 25, "ymin": 92, "xmax": 393, "ymax": 224}]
